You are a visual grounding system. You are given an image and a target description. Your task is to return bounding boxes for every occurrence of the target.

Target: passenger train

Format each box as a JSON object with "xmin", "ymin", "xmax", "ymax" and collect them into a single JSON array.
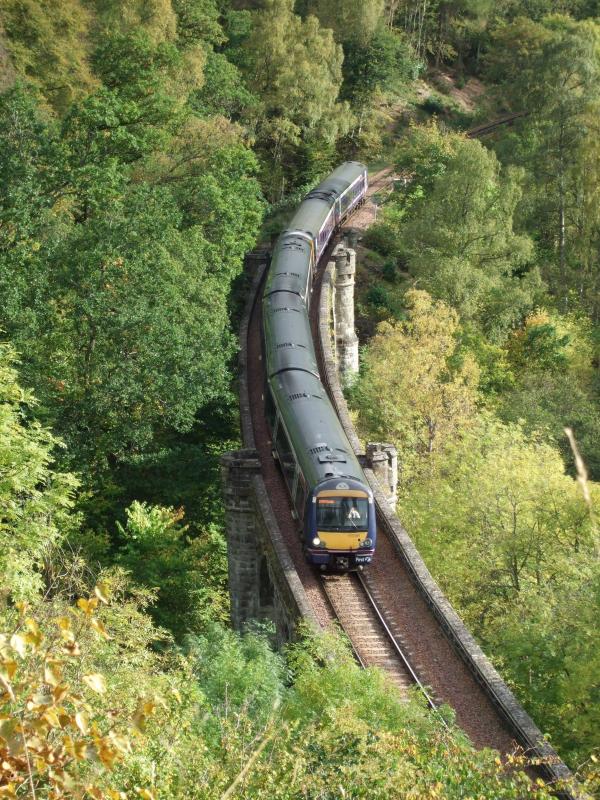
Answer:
[{"xmin": 262, "ymin": 162, "xmax": 376, "ymax": 570}]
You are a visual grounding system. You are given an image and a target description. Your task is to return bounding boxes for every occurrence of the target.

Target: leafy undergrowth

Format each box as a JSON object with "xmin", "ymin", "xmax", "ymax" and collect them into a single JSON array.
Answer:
[{"xmin": 0, "ymin": 594, "xmax": 560, "ymax": 800}]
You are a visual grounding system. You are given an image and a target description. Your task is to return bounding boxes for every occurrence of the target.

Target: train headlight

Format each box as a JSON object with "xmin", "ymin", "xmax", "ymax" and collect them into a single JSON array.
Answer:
[
  {"xmin": 312, "ymin": 537, "xmax": 321, "ymax": 547},
  {"xmin": 360, "ymin": 538, "xmax": 373, "ymax": 548}
]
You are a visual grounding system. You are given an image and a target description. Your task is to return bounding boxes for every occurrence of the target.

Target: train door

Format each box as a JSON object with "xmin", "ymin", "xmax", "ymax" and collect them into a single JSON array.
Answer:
[{"xmin": 274, "ymin": 417, "xmax": 298, "ymax": 494}]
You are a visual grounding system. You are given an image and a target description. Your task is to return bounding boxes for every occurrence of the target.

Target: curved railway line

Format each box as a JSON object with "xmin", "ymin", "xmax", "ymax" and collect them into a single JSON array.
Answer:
[{"xmin": 243, "ymin": 168, "xmax": 581, "ymax": 798}]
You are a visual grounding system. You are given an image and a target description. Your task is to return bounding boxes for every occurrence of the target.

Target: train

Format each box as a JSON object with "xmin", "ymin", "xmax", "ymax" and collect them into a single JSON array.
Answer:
[{"xmin": 262, "ymin": 162, "xmax": 376, "ymax": 570}]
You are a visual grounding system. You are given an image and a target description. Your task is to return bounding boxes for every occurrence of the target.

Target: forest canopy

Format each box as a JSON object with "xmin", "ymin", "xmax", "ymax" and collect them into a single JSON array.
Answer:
[{"xmin": 1, "ymin": 0, "xmax": 599, "ymax": 797}]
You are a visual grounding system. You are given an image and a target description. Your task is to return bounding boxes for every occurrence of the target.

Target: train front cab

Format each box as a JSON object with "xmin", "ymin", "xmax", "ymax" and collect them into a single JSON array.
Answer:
[{"xmin": 305, "ymin": 479, "xmax": 376, "ymax": 570}]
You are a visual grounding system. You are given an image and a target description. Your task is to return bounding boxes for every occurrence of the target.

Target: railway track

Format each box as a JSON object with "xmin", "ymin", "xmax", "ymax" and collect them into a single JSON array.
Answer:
[
  {"xmin": 467, "ymin": 111, "xmax": 529, "ymax": 138},
  {"xmin": 321, "ymin": 571, "xmax": 441, "ymax": 712}
]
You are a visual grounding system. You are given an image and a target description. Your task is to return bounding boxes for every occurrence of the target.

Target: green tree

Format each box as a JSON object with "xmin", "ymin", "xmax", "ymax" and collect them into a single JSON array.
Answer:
[
  {"xmin": 38, "ymin": 185, "xmax": 238, "ymax": 468},
  {"xmin": 401, "ymin": 413, "xmax": 599, "ymax": 767},
  {"xmin": 191, "ymin": 49, "xmax": 257, "ymax": 120},
  {"xmin": 487, "ymin": 15, "xmax": 600, "ymax": 313},
  {"xmin": 397, "ymin": 131, "xmax": 539, "ymax": 337},
  {"xmin": 231, "ymin": 0, "xmax": 351, "ymax": 194},
  {"xmin": 0, "ymin": 344, "xmax": 78, "ymax": 604},
  {"xmin": 306, "ymin": 0, "xmax": 385, "ymax": 44},
  {"xmin": 0, "ymin": 40, "xmax": 263, "ymax": 476},
  {"xmin": 116, "ymin": 502, "xmax": 229, "ymax": 637},
  {"xmin": 0, "ymin": 88, "xmax": 63, "ymax": 346},
  {"xmin": 172, "ymin": 0, "xmax": 225, "ymax": 47},
  {"xmin": 1, "ymin": 0, "xmax": 96, "ymax": 113},
  {"xmin": 92, "ymin": 0, "xmax": 179, "ymax": 44},
  {"xmin": 341, "ymin": 27, "xmax": 417, "ymax": 113},
  {"xmin": 354, "ymin": 290, "xmax": 479, "ymax": 481},
  {"xmin": 499, "ymin": 372, "xmax": 600, "ymax": 478}
]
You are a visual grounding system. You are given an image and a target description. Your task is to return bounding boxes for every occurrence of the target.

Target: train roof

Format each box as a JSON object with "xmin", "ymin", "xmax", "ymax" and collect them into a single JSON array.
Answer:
[
  {"xmin": 264, "ymin": 232, "xmax": 313, "ymax": 302},
  {"xmin": 270, "ymin": 369, "xmax": 365, "ymax": 487},
  {"xmin": 263, "ymin": 292, "xmax": 319, "ymax": 378},
  {"xmin": 264, "ymin": 160, "xmax": 369, "ymax": 492},
  {"xmin": 287, "ymin": 162, "xmax": 366, "ymax": 238}
]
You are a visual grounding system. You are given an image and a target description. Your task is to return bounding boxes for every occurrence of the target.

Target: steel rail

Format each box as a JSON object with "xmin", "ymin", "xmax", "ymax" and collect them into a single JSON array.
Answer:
[
  {"xmin": 467, "ymin": 111, "xmax": 529, "ymax": 138},
  {"xmin": 355, "ymin": 572, "xmax": 447, "ymax": 723}
]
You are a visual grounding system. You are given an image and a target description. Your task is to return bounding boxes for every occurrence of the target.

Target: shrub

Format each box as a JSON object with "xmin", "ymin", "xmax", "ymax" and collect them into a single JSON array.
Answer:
[{"xmin": 362, "ymin": 222, "xmax": 399, "ymax": 257}]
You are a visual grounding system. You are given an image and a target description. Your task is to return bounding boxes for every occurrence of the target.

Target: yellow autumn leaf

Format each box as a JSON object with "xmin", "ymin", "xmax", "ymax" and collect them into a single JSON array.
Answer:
[
  {"xmin": 75, "ymin": 712, "xmax": 89, "ymax": 735},
  {"xmin": 29, "ymin": 718, "xmax": 48, "ymax": 735},
  {"xmin": 25, "ymin": 618, "xmax": 40, "ymax": 635},
  {"xmin": 77, "ymin": 598, "xmax": 99, "ymax": 616},
  {"xmin": 96, "ymin": 742, "xmax": 118, "ymax": 769},
  {"xmin": 82, "ymin": 674, "xmax": 106, "ymax": 694},
  {"xmin": 0, "ymin": 720, "xmax": 20, "ymax": 754},
  {"xmin": 64, "ymin": 735, "xmax": 89, "ymax": 761},
  {"xmin": 0, "ymin": 660, "xmax": 17, "ymax": 682},
  {"xmin": 132, "ymin": 710, "xmax": 147, "ymax": 733},
  {"xmin": 94, "ymin": 583, "xmax": 111, "ymax": 605},
  {"xmin": 53, "ymin": 684, "xmax": 70, "ymax": 704},
  {"xmin": 109, "ymin": 732, "xmax": 131, "ymax": 755},
  {"xmin": 42, "ymin": 709, "xmax": 62, "ymax": 729},
  {"xmin": 44, "ymin": 659, "xmax": 63, "ymax": 687},
  {"xmin": 24, "ymin": 619, "xmax": 43, "ymax": 650},
  {"xmin": 9, "ymin": 634, "xmax": 27, "ymax": 659},
  {"xmin": 90, "ymin": 618, "xmax": 111, "ymax": 640},
  {"xmin": 34, "ymin": 756, "xmax": 46, "ymax": 773},
  {"xmin": 137, "ymin": 788, "xmax": 156, "ymax": 800}
]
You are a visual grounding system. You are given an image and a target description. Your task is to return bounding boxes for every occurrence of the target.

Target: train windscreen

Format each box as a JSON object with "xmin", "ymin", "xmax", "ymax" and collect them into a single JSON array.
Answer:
[{"xmin": 317, "ymin": 497, "xmax": 368, "ymax": 531}]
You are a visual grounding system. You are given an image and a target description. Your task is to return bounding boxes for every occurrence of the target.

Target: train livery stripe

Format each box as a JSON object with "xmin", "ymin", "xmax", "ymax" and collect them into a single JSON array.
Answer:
[{"xmin": 317, "ymin": 532, "xmax": 368, "ymax": 550}]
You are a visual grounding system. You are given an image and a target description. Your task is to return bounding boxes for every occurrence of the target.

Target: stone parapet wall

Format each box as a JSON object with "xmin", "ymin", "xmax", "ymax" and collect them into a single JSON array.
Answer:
[{"xmin": 317, "ymin": 262, "xmax": 581, "ymax": 798}]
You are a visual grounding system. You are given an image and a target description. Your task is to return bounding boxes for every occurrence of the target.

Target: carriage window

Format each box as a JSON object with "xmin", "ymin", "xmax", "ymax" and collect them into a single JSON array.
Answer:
[{"xmin": 317, "ymin": 497, "xmax": 368, "ymax": 531}]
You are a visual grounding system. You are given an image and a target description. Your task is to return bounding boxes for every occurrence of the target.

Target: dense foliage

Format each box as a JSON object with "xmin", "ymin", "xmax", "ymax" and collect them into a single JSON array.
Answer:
[{"xmin": 1, "ymin": 0, "xmax": 599, "ymax": 796}]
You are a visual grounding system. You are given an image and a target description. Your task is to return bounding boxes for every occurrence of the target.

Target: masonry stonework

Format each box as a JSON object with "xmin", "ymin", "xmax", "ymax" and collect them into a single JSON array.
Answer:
[
  {"xmin": 333, "ymin": 244, "xmax": 359, "ymax": 386},
  {"xmin": 365, "ymin": 443, "xmax": 398, "ymax": 507},
  {"xmin": 221, "ymin": 450, "xmax": 269, "ymax": 629}
]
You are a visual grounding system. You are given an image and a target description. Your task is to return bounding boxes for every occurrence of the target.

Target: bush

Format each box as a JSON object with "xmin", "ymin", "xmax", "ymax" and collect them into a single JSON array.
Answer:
[
  {"xmin": 420, "ymin": 92, "xmax": 450, "ymax": 114},
  {"xmin": 362, "ymin": 222, "xmax": 399, "ymax": 257},
  {"xmin": 382, "ymin": 258, "xmax": 398, "ymax": 282},
  {"xmin": 367, "ymin": 285, "xmax": 391, "ymax": 309}
]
